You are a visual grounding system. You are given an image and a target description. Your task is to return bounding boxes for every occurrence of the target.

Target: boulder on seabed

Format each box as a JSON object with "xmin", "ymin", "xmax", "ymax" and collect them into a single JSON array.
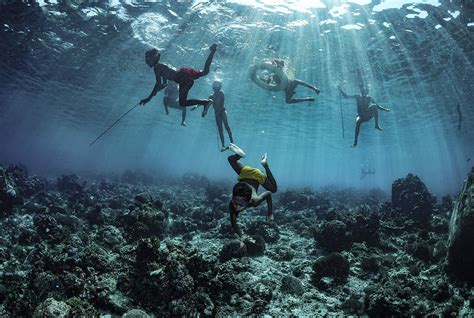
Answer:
[
  {"xmin": 312, "ymin": 252, "xmax": 350, "ymax": 286},
  {"xmin": 447, "ymin": 167, "xmax": 474, "ymax": 284},
  {"xmin": 391, "ymin": 173, "xmax": 434, "ymax": 224},
  {"xmin": 219, "ymin": 240, "xmax": 247, "ymax": 262}
]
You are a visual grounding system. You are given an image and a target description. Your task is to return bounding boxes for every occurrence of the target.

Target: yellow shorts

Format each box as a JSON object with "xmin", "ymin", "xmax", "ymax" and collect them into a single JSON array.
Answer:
[{"xmin": 238, "ymin": 166, "xmax": 266, "ymax": 185}]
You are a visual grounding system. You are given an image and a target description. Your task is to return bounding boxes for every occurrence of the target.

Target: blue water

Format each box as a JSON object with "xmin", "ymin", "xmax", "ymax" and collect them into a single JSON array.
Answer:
[{"xmin": 0, "ymin": 0, "xmax": 473, "ymax": 196}]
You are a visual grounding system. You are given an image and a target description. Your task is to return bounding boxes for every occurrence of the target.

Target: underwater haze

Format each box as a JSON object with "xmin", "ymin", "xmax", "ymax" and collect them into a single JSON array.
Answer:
[
  {"xmin": 3, "ymin": 1, "xmax": 474, "ymax": 317},
  {"xmin": 0, "ymin": 0, "xmax": 473, "ymax": 195}
]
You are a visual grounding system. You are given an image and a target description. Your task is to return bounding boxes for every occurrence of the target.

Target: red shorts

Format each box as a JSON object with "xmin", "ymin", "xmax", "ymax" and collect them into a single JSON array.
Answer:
[{"xmin": 176, "ymin": 67, "xmax": 203, "ymax": 84}]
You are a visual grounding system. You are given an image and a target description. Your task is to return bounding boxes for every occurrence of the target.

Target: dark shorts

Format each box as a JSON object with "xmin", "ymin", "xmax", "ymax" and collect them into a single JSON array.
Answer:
[
  {"xmin": 176, "ymin": 67, "xmax": 203, "ymax": 85},
  {"xmin": 358, "ymin": 110, "xmax": 372, "ymax": 121}
]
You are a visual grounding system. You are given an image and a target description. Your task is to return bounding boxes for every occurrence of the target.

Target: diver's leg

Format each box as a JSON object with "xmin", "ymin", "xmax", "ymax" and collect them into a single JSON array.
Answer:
[
  {"xmin": 181, "ymin": 107, "xmax": 187, "ymax": 126},
  {"xmin": 285, "ymin": 81, "xmax": 297, "ymax": 102},
  {"xmin": 198, "ymin": 44, "xmax": 217, "ymax": 77},
  {"xmin": 222, "ymin": 112, "xmax": 234, "ymax": 143},
  {"xmin": 353, "ymin": 116, "xmax": 362, "ymax": 147},
  {"xmin": 228, "ymin": 154, "xmax": 244, "ymax": 175},
  {"xmin": 285, "ymin": 81, "xmax": 315, "ymax": 103},
  {"xmin": 262, "ymin": 162, "xmax": 277, "ymax": 193},
  {"xmin": 370, "ymin": 105, "xmax": 382, "ymax": 130},
  {"xmin": 293, "ymin": 79, "xmax": 320, "ymax": 94},
  {"xmin": 216, "ymin": 116, "xmax": 225, "ymax": 148},
  {"xmin": 286, "ymin": 97, "xmax": 315, "ymax": 104},
  {"xmin": 285, "ymin": 82, "xmax": 298, "ymax": 103},
  {"xmin": 179, "ymin": 81, "xmax": 211, "ymax": 107}
]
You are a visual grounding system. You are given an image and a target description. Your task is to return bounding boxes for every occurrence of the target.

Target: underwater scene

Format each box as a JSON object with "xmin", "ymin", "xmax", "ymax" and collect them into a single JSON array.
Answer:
[{"xmin": 0, "ymin": 0, "xmax": 473, "ymax": 316}]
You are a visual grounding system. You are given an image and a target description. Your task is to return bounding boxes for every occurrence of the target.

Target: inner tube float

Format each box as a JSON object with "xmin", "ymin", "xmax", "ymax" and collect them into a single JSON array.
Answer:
[{"xmin": 249, "ymin": 62, "xmax": 289, "ymax": 91}]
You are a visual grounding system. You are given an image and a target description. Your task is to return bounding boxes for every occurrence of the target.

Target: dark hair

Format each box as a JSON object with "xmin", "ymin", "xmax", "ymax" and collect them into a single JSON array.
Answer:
[
  {"xmin": 232, "ymin": 182, "xmax": 252, "ymax": 201},
  {"xmin": 145, "ymin": 48, "xmax": 160, "ymax": 64}
]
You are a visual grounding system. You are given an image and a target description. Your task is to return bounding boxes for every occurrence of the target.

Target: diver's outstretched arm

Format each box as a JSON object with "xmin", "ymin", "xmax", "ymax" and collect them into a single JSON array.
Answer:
[
  {"xmin": 250, "ymin": 191, "xmax": 273, "ymax": 220},
  {"xmin": 229, "ymin": 204, "xmax": 243, "ymax": 238},
  {"xmin": 376, "ymin": 103, "xmax": 390, "ymax": 111},
  {"xmin": 370, "ymin": 97, "xmax": 390, "ymax": 111},
  {"xmin": 141, "ymin": 75, "xmax": 167, "ymax": 105},
  {"xmin": 339, "ymin": 86, "xmax": 357, "ymax": 99}
]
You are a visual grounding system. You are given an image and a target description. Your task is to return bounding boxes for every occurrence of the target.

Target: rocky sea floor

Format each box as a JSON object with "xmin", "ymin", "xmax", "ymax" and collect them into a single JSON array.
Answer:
[{"xmin": 1, "ymin": 165, "xmax": 474, "ymax": 317}]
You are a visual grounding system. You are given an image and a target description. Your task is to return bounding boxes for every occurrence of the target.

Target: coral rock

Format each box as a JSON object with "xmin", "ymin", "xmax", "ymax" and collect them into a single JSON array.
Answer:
[
  {"xmin": 33, "ymin": 298, "xmax": 71, "ymax": 318},
  {"xmin": 314, "ymin": 220, "xmax": 352, "ymax": 252},
  {"xmin": 219, "ymin": 240, "xmax": 247, "ymax": 262},
  {"xmin": 447, "ymin": 167, "xmax": 474, "ymax": 284},
  {"xmin": 244, "ymin": 235, "xmax": 265, "ymax": 257},
  {"xmin": 312, "ymin": 252, "xmax": 350, "ymax": 285},
  {"xmin": 281, "ymin": 275, "xmax": 304, "ymax": 296},
  {"xmin": 392, "ymin": 173, "xmax": 434, "ymax": 224}
]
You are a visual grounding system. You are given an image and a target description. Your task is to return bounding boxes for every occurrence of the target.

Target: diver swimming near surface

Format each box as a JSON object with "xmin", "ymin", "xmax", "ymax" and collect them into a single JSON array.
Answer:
[
  {"xmin": 163, "ymin": 81, "xmax": 187, "ymax": 126},
  {"xmin": 139, "ymin": 43, "xmax": 218, "ymax": 117},
  {"xmin": 338, "ymin": 82, "xmax": 390, "ymax": 147},
  {"xmin": 250, "ymin": 59, "xmax": 320, "ymax": 104},
  {"xmin": 193, "ymin": 80, "xmax": 234, "ymax": 151},
  {"xmin": 227, "ymin": 144, "xmax": 277, "ymax": 243}
]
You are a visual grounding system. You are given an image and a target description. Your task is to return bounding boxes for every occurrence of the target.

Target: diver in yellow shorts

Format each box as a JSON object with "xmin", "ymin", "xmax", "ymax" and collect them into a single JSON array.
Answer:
[{"xmin": 227, "ymin": 144, "xmax": 278, "ymax": 240}]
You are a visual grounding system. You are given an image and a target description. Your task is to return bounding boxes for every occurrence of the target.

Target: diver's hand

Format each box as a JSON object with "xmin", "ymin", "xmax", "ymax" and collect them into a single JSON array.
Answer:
[
  {"xmin": 243, "ymin": 236, "xmax": 256, "ymax": 244},
  {"xmin": 385, "ymin": 108, "xmax": 391, "ymax": 112},
  {"xmin": 210, "ymin": 43, "xmax": 217, "ymax": 52},
  {"xmin": 261, "ymin": 153, "xmax": 268, "ymax": 167},
  {"xmin": 140, "ymin": 98, "xmax": 151, "ymax": 106}
]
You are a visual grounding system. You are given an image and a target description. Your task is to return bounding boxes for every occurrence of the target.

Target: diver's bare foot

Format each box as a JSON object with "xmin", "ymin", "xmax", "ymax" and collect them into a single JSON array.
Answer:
[
  {"xmin": 229, "ymin": 143, "xmax": 246, "ymax": 158},
  {"xmin": 181, "ymin": 121, "xmax": 187, "ymax": 126},
  {"xmin": 375, "ymin": 126, "xmax": 383, "ymax": 131},
  {"xmin": 261, "ymin": 153, "xmax": 268, "ymax": 167},
  {"xmin": 352, "ymin": 143, "xmax": 357, "ymax": 148},
  {"xmin": 201, "ymin": 101, "xmax": 211, "ymax": 117},
  {"xmin": 220, "ymin": 146, "xmax": 228, "ymax": 152},
  {"xmin": 210, "ymin": 43, "xmax": 217, "ymax": 52}
]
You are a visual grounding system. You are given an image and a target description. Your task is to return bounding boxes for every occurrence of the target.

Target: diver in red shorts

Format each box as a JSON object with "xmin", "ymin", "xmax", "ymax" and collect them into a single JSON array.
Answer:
[{"xmin": 139, "ymin": 44, "xmax": 217, "ymax": 117}]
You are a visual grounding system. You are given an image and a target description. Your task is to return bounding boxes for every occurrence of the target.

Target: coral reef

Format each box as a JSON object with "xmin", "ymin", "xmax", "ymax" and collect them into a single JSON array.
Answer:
[{"xmin": 0, "ymin": 163, "xmax": 472, "ymax": 317}]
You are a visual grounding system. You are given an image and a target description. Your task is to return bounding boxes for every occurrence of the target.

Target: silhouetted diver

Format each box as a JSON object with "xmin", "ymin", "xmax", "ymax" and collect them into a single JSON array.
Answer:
[{"xmin": 360, "ymin": 167, "xmax": 375, "ymax": 180}]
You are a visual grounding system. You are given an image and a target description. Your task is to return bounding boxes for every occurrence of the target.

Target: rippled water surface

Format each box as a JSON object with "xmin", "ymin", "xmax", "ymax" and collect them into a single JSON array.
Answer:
[{"xmin": 0, "ymin": 0, "xmax": 473, "ymax": 194}]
